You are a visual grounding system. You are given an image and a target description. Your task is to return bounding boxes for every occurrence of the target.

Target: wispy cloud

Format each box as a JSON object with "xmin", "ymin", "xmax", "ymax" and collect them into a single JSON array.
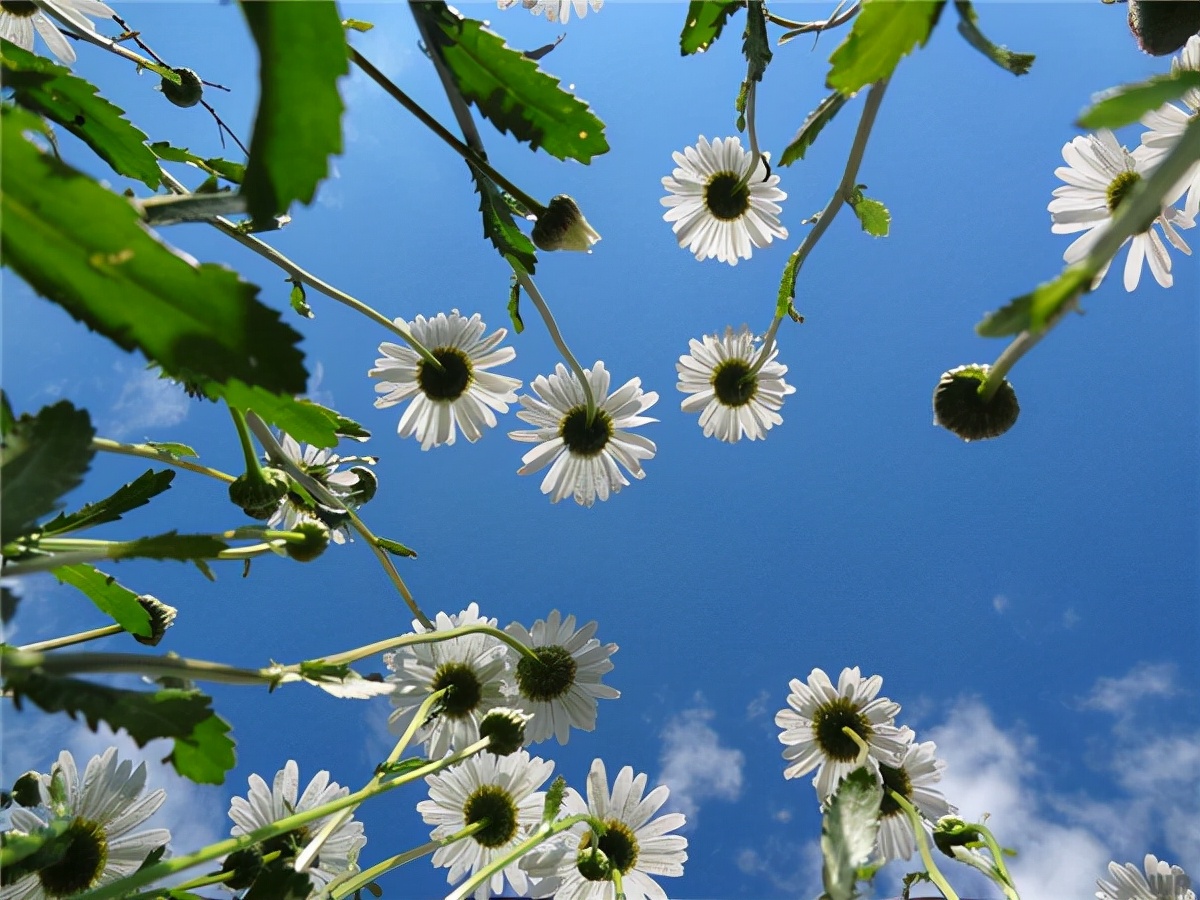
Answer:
[
  {"xmin": 103, "ymin": 367, "xmax": 191, "ymax": 439},
  {"xmin": 1080, "ymin": 662, "xmax": 1179, "ymax": 719},
  {"xmin": 657, "ymin": 700, "xmax": 744, "ymax": 825}
]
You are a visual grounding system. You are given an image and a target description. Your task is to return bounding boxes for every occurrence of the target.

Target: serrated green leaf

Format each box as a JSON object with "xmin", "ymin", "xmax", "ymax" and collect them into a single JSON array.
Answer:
[
  {"xmin": 145, "ymin": 442, "xmax": 199, "ymax": 459},
  {"xmin": 680, "ymin": 1, "xmax": 742, "ymax": 55},
  {"xmin": 240, "ymin": 0, "xmax": 347, "ymax": 225},
  {"xmin": 975, "ymin": 293, "xmax": 1033, "ymax": 338},
  {"xmin": 150, "ymin": 142, "xmax": 245, "ymax": 184},
  {"xmin": 220, "ymin": 385, "xmax": 345, "ymax": 449},
  {"xmin": 954, "ymin": 2, "xmax": 1034, "ymax": 77},
  {"xmin": 821, "ymin": 768, "xmax": 883, "ymax": 900},
  {"xmin": 417, "ymin": 2, "xmax": 608, "ymax": 162},
  {"xmin": 848, "ymin": 188, "xmax": 890, "ymax": 237},
  {"xmin": 343, "ymin": 18, "xmax": 374, "ymax": 32},
  {"xmin": 289, "ymin": 281, "xmax": 313, "ymax": 318},
  {"xmin": 1, "ymin": 39, "xmax": 161, "ymax": 188},
  {"xmin": 334, "ymin": 415, "xmax": 370, "ymax": 441},
  {"xmin": 51, "ymin": 564, "xmax": 152, "ymax": 636},
  {"xmin": 0, "ymin": 400, "xmax": 94, "ymax": 544},
  {"xmin": 1024, "ymin": 266, "xmax": 1093, "ymax": 333},
  {"xmin": 4, "ymin": 663, "xmax": 236, "ymax": 784},
  {"xmin": 41, "ymin": 469, "xmax": 175, "ymax": 537},
  {"xmin": 742, "ymin": 2, "xmax": 772, "ymax": 83},
  {"xmin": 827, "ymin": 0, "xmax": 945, "ymax": 96},
  {"xmin": 508, "ymin": 276, "xmax": 525, "ymax": 334},
  {"xmin": 1079, "ymin": 69, "xmax": 1200, "ymax": 130},
  {"xmin": 1, "ymin": 106, "xmax": 309, "ymax": 397},
  {"xmin": 110, "ymin": 531, "xmax": 229, "ymax": 563},
  {"xmin": 376, "ymin": 537, "xmax": 417, "ymax": 558},
  {"xmin": 472, "ymin": 162, "xmax": 538, "ymax": 274},
  {"xmin": 781, "ymin": 91, "xmax": 849, "ymax": 166}
]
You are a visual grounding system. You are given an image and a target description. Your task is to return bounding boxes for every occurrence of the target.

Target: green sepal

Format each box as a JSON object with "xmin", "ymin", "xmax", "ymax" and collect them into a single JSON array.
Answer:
[
  {"xmin": 826, "ymin": 0, "xmax": 945, "ymax": 96},
  {"xmin": 1079, "ymin": 69, "xmax": 1200, "ymax": 130},
  {"xmin": 680, "ymin": 1, "xmax": 742, "ymax": 55},
  {"xmin": 819, "ymin": 767, "xmax": 883, "ymax": 900},
  {"xmin": 953, "ymin": 2, "xmax": 1034, "ymax": 76},
  {"xmin": 51, "ymin": 564, "xmax": 153, "ymax": 637},
  {"xmin": 41, "ymin": 469, "xmax": 175, "ymax": 537},
  {"xmin": 780, "ymin": 91, "xmax": 849, "ymax": 166}
]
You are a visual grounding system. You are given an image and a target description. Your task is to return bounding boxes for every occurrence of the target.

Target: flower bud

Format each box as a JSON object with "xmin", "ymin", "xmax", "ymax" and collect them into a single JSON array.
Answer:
[
  {"xmin": 286, "ymin": 518, "xmax": 330, "ymax": 562},
  {"xmin": 160, "ymin": 67, "xmax": 204, "ymax": 108},
  {"xmin": 220, "ymin": 846, "xmax": 264, "ymax": 890},
  {"xmin": 933, "ymin": 364, "xmax": 1019, "ymax": 441},
  {"xmin": 531, "ymin": 195, "xmax": 601, "ymax": 252},
  {"xmin": 229, "ymin": 467, "xmax": 290, "ymax": 520},
  {"xmin": 346, "ymin": 465, "xmax": 378, "ymax": 505},
  {"xmin": 932, "ymin": 815, "xmax": 983, "ymax": 858},
  {"xmin": 131, "ymin": 595, "xmax": 178, "ymax": 647},
  {"xmin": 1128, "ymin": 0, "xmax": 1200, "ymax": 55},
  {"xmin": 10, "ymin": 771, "xmax": 45, "ymax": 808},
  {"xmin": 479, "ymin": 707, "xmax": 531, "ymax": 755}
]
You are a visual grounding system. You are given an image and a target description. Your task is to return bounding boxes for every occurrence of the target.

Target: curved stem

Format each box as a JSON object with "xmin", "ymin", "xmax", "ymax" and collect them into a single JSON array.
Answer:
[
  {"xmin": 889, "ymin": 790, "xmax": 960, "ymax": 900},
  {"xmin": 36, "ymin": 4, "xmax": 175, "ymax": 77},
  {"xmin": 17, "ymin": 624, "xmax": 123, "ymax": 653},
  {"xmin": 769, "ymin": 0, "xmax": 860, "ymax": 37},
  {"xmin": 746, "ymin": 313, "xmax": 785, "ymax": 379},
  {"xmin": 744, "ymin": 79, "xmax": 761, "ymax": 174},
  {"xmin": 317, "ymin": 621, "xmax": 541, "ymax": 669},
  {"xmin": 4, "ymin": 648, "xmax": 275, "ymax": 687},
  {"xmin": 515, "ymin": 269, "xmax": 598, "ymax": 424},
  {"xmin": 324, "ymin": 830, "xmax": 482, "ymax": 900},
  {"xmin": 972, "ymin": 823, "xmax": 1019, "ymax": 900},
  {"xmin": 92, "ymin": 437, "xmax": 235, "ymax": 484},
  {"xmin": 228, "ymin": 406, "xmax": 260, "ymax": 475}
]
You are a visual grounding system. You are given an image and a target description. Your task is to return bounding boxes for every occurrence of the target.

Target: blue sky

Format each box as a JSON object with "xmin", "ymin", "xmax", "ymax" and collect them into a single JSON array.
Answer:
[{"xmin": 3, "ymin": 3, "xmax": 1198, "ymax": 898}]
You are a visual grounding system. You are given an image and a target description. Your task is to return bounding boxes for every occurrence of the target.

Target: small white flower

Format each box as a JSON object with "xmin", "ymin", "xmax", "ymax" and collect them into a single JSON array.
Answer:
[
  {"xmin": 875, "ymin": 740, "xmax": 955, "ymax": 862},
  {"xmin": 0, "ymin": 0, "xmax": 115, "ymax": 65},
  {"xmin": 370, "ymin": 310, "xmax": 521, "ymax": 450},
  {"xmin": 505, "ymin": 610, "xmax": 619, "ymax": 745},
  {"xmin": 497, "ymin": 0, "xmax": 602, "ymax": 23},
  {"xmin": 775, "ymin": 666, "xmax": 911, "ymax": 801},
  {"xmin": 1137, "ymin": 35, "xmax": 1200, "ymax": 219},
  {"xmin": 228, "ymin": 760, "xmax": 366, "ymax": 889},
  {"xmin": 1, "ymin": 748, "xmax": 169, "ymax": 900},
  {"xmin": 509, "ymin": 361, "xmax": 658, "ymax": 508},
  {"xmin": 676, "ymin": 326, "xmax": 796, "ymax": 443},
  {"xmin": 385, "ymin": 603, "xmax": 515, "ymax": 758},
  {"xmin": 417, "ymin": 750, "xmax": 554, "ymax": 900},
  {"xmin": 660, "ymin": 135, "xmax": 787, "ymax": 266},
  {"xmin": 269, "ymin": 434, "xmax": 373, "ymax": 545},
  {"xmin": 1049, "ymin": 130, "xmax": 1194, "ymax": 291},
  {"xmin": 522, "ymin": 758, "xmax": 688, "ymax": 900},
  {"xmin": 1096, "ymin": 854, "xmax": 1195, "ymax": 900}
]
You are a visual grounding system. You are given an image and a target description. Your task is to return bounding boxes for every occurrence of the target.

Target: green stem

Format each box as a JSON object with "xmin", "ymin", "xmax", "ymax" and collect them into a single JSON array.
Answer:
[
  {"xmin": 228, "ymin": 406, "xmax": 261, "ymax": 477},
  {"xmin": 317, "ymin": 621, "xmax": 540, "ymax": 669},
  {"xmin": 515, "ymin": 269, "xmax": 598, "ymax": 424},
  {"xmin": 92, "ymin": 437, "xmax": 236, "ymax": 484},
  {"xmin": 973, "ymin": 822, "xmax": 1020, "ymax": 900},
  {"xmin": 889, "ymin": 790, "xmax": 960, "ymax": 900},
  {"xmin": 745, "ymin": 313, "xmax": 785, "ymax": 380},
  {"xmin": 35, "ymin": 4, "xmax": 176, "ymax": 78},
  {"xmin": 840, "ymin": 725, "xmax": 871, "ymax": 767},
  {"xmin": 348, "ymin": 47, "xmax": 545, "ymax": 217},
  {"xmin": 768, "ymin": 0, "xmax": 860, "ymax": 36},
  {"xmin": 4, "ymin": 647, "xmax": 278, "ymax": 688},
  {"xmin": 17, "ymin": 624, "xmax": 123, "ymax": 652},
  {"xmin": 324, "ymin": 829, "xmax": 482, "ymax": 900}
]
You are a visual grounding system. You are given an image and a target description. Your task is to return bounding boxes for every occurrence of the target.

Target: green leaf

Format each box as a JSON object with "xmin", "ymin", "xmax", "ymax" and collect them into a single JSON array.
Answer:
[
  {"xmin": 781, "ymin": 91, "xmax": 849, "ymax": 165},
  {"xmin": 4, "ymin": 664, "xmax": 236, "ymax": 784},
  {"xmin": 508, "ymin": 275, "xmax": 525, "ymax": 334},
  {"xmin": 376, "ymin": 537, "xmax": 417, "ymax": 558},
  {"xmin": 680, "ymin": 1, "xmax": 742, "ymax": 55},
  {"xmin": 742, "ymin": 2, "xmax": 772, "ymax": 83},
  {"xmin": 0, "ymin": 400, "xmax": 94, "ymax": 544},
  {"xmin": 334, "ymin": 416, "xmax": 371, "ymax": 441},
  {"xmin": 848, "ymin": 186, "xmax": 890, "ymax": 237},
  {"xmin": 220, "ymin": 385, "xmax": 346, "ymax": 449},
  {"xmin": 827, "ymin": 0, "xmax": 945, "ymax": 96},
  {"xmin": 975, "ymin": 293, "xmax": 1033, "ymax": 338},
  {"xmin": 1, "ymin": 39, "xmax": 161, "ymax": 188},
  {"xmin": 417, "ymin": 2, "xmax": 609, "ymax": 163},
  {"xmin": 343, "ymin": 18, "xmax": 374, "ymax": 32},
  {"xmin": 150, "ymin": 142, "xmax": 245, "ymax": 184},
  {"xmin": 109, "ymin": 531, "xmax": 230, "ymax": 563},
  {"xmin": 820, "ymin": 767, "xmax": 883, "ymax": 900},
  {"xmin": 289, "ymin": 281, "xmax": 313, "ymax": 319},
  {"xmin": 471, "ymin": 163, "xmax": 538, "ymax": 275},
  {"xmin": 41, "ymin": 469, "xmax": 175, "ymax": 537},
  {"xmin": 51, "ymin": 564, "xmax": 152, "ymax": 636},
  {"xmin": 0, "ymin": 106, "xmax": 309, "ymax": 397},
  {"xmin": 1079, "ymin": 69, "xmax": 1200, "ymax": 130},
  {"xmin": 145, "ymin": 441, "xmax": 199, "ymax": 459},
  {"xmin": 953, "ymin": 2, "xmax": 1034, "ymax": 76},
  {"xmin": 1008, "ymin": 266, "xmax": 1092, "ymax": 334},
  {"xmin": 240, "ymin": 0, "xmax": 347, "ymax": 225},
  {"xmin": 1, "ymin": 820, "xmax": 72, "ymax": 882}
]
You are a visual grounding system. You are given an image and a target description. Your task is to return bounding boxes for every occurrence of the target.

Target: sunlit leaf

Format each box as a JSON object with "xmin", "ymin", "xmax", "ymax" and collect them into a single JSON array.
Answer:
[
  {"xmin": 1079, "ymin": 69, "xmax": 1200, "ymax": 129},
  {"xmin": 508, "ymin": 275, "xmax": 525, "ymax": 334},
  {"xmin": 827, "ymin": 0, "xmax": 945, "ymax": 96},
  {"xmin": 377, "ymin": 536, "xmax": 417, "ymax": 558},
  {"xmin": 781, "ymin": 91, "xmax": 849, "ymax": 165},
  {"xmin": 975, "ymin": 293, "xmax": 1033, "ymax": 338},
  {"xmin": 219, "ymin": 385, "xmax": 347, "ymax": 449},
  {"xmin": 680, "ymin": 1, "xmax": 741, "ymax": 55},
  {"xmin": 51, "ymin": 564, "xmax": 152, "ymax": 636},
  {"xmin": 289, "ymin": 281, "xmax": 313, "ymax": 319},
  {"xmin": 150, "ymin": 141, "xmax": 245, "ymax": 184},
  {"xmin": 820, "ymin": 767, "xmax": 883, "ymax": 900},
  {"xmin": 1023, "ymin": 266, "xmax": 1092, "ymax": 333},
  {"xmin": 145, "ymin": 442, "xmax": 199, "ymax": 459},
  {"xmin": 742, "ymin": 1, "xmax": 772, "ymax": 82},
  {"xmin": 953, "ymin": 2, "xmax": 1034, "ymax": 76},
  {"xmin": 108, "ymin": 531, "xmax": 229, "ymax": 563},
  {"xmin": 848, "ymin": 187, "xmax": 890, "ymax": 237},
  {"xmin": 472, "ymin": 162, "xmax": 538, "ymax": 275},
  {"xmin": 41, "ymin": 469, "xmax": 174, "ymax": 537}
]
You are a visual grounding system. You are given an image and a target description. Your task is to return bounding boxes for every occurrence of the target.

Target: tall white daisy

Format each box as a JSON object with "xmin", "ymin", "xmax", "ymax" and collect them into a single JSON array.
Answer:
[
  {"xmin": 1049, "ymin": 130, "xmax": 1194, "ymax": 291},
  {"xmin": 775, "ymin": 666, "xmax": 910, "ymax": 801},
  {"xmin": 417, "ymin": 750, "xmax": 554, "ymax": 900},
  {"xmin": 0, "ymin": 0, "xmax": 115, "ymax": 65},
  {"xmin": 497, "ymin": 0, "xmax": 601, "ymax": 23},
  {"xmin": 509, "ymin": 361, "xmax": 658, "ymax": 508},
  {"xmin": 385, "ymin": 603, "xmax": 515, "ymax": 759},
  {"xmin": 660, "ymin": 135, "xmax": 787, "ymax": 266},
  {"xmin": 370, "ymin": 310, "xmax": 521, "ymax": 450},
  {"xmin": 676, "ymin": 326, "xmax": 796, "ymax": 443},
  {"xmin": 522, "ymin": 758, "xmax": 688, "ymax": 900},
  {"xmin": 228, "ymin": 760, "xmax": 366, "ymax": 889},
  {"xmin": 268, "ymin": 433, "xmax": 374, "ymax": 545},
  {"xmin": 1097, "ymin": 854, "xmax": 1195, "ymax": 900},
  {"xmin": 1137, "ymin": 35, "xmax": 1200, "ymax": 218},
  {"xmin": 1, "ymin": 748, "xmax": 169, "ymax": 900},
  {"xmin": 874, "ymin": 740, "xmax": 955, "ymax": 862},
  {"xmin": 504, "ymin": 611, "xmax": 619, "ymax": 745}
]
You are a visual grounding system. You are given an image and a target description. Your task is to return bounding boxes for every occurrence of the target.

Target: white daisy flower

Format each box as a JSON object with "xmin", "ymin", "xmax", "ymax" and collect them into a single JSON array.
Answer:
[
  {"xmin": 370, "ymin": 310, "xmax": 521, "ymax": 450},
  {"xmin": 775, "ymin": 666, "xmax": 911, "ymax": 801},
  {"xmin": 676, "ymin": 325, "xmax": 796, "ymax": 443},
  {"xmin": 875, "ymin": 740, "xmax": 955, "ymax": 862},
  {"xmin": 385, "ymin": 603, "xmax": 515, "ymax": 759},
  {"xmin": 522, "ymin": 758, "xmax": 688, "ymax": 900},
  {"xmin": 1097, "ymin": 854, "xmax": 1195, "ymax": 900},
  {"xmin": 504, "ymin": 611, "xmax": 619, "ymax": 745},
  {"xmin": 417, "ymin": 750, "xmax": 554, "ymax": 900},
  {"xmin": 509, "ymin": 361, "xmax": 658, "ymax": 508},
  {"xmin": 0, "ymin": 0, "xmax": 115, "ymax": 65},
  {"xmin": 497, "ymin": 0, "xmax": 602, "ymax": 23},
  {"xmin": 268, "ymin": 434, "xmax": 374, "ymax": 545},
  {"xmin": 1, "ymin": 748, "xmax": 169, "ymax": 900},
  {"xmin": 1049, "ymin": 129, "xmax": 1194, "ymax": 291},
  {"xmin": 228, "ymin": 760, "xmax": 366, "ymax": 889},
  {"xmin": 660, "ymin": 135, "xmax": 787, "ymax": 266},
  {"xmin": 1137, "ymin": 35, "xmax": 1200, "ymax": 219}
]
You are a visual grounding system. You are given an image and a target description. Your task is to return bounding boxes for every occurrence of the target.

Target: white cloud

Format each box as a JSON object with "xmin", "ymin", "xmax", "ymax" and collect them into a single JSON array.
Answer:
[
  {"xmin": 658, "ymin": 701, "xmax": 744, "ymax": 825},
  {"xmin": 993, "ymin": 593, "xmax": 1010, "ymax": 613},
  {"xmin": 1080, "ymin": 662, "xmax": 1179, "ymax": 719},
  {"xmin": 745, "ymin": 689, "xmax": 771, "ymax": 720},
  {"xmin": 104, "ymin": 367, "xmax": 191, "ymax": 439}
]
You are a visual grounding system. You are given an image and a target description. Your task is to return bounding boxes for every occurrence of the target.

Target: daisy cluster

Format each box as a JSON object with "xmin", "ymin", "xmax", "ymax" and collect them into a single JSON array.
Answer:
[{"xmin": 1049, "ymin": 36, "xmax": 1200, "ymax": 292}]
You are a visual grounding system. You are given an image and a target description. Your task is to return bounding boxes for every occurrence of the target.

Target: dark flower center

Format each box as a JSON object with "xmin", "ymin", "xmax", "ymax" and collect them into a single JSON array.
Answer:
[
  {"xmin": 1106, "ymin": 170, "xmax": 1141, "ymax": 214},
  {"xmin": 711, "ymin": 359, "xmax": 758, "ymax": 407},
  {"xmin": 704, "ymin": 171, "xmax": 751, "ymax": 221},
  {"xmin": 38, "ymin": 818, "xmax": 107, "ymax": 898},
  {"xmin": 811, "ymin": 697, "xmax": 873, "ymax": 762},
  {"xmin": 463, "ymin": 785, "xmax": 518, "ymax": 848},
  {"xmin": 559, "ymin": 407, "xmax": 613, "ymax": 457},
  {"xmin": 431, "ymin": 662, "xmax": 484, "ymax": 719},
  {"xmin": 417, "ymin": 348, "xmax": 472, "ymax": 401},
  {"xmin": 878, "ymin": 762, "xmax": 913, "ymax": 818},
  {"xmin": 0, "ymin": 1, "xmax": 38, "ymax": 17},
  {"xmin": 261, "ymin": 823, "xmax": 313, "ymax": 861},
  {"xmin": 578, "ymin": 819, "xmax": 639, "ymax": 879},
  {"xmin": 516, "ymin": 645, "xmax": 577, "ymax": 702}
]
